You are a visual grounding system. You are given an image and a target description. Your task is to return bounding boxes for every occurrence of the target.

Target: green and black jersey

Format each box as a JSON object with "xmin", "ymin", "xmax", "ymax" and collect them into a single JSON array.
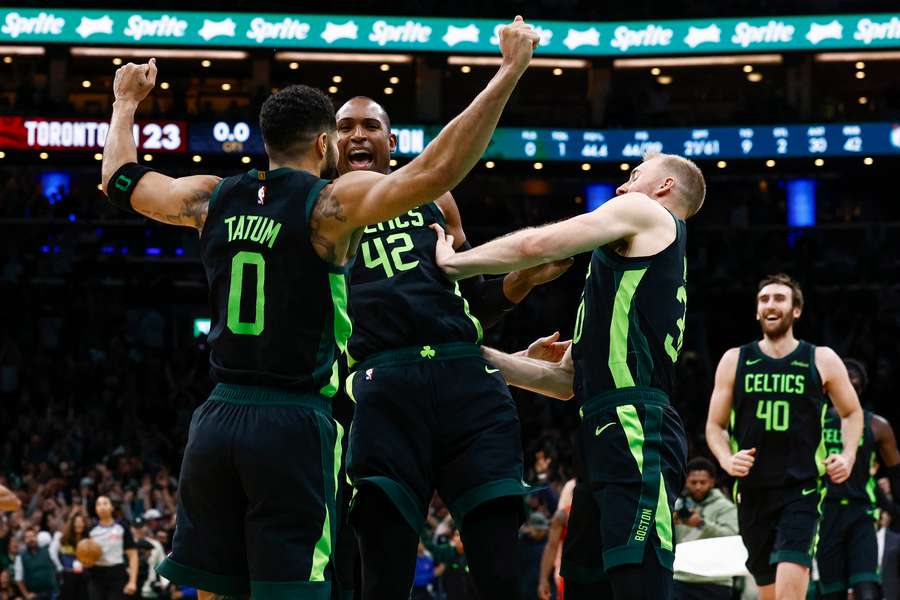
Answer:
[
  {"xmin": 571, "ymin": 213, "xmax": 688, "ymax": 401},
  {"xmin": 199, "ymin": 167, "xmax": 350, "ymax": 396},
  {"xmin": 346, "ymin": 202, "xmax": 482, "ymax": 364},
  {"xmin": 730, "ymin": 341, "xmax": 828, "ymax": 488},
  {"xmin": 823, "ymin": 408, "xmax": 877, "ymax": 506}
]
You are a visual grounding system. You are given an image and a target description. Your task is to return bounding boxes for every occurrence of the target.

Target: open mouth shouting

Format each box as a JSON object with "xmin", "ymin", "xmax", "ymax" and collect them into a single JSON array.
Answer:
[{"xmin": 348, "ymin": 148, "xmax": 374, "ymax": 170}]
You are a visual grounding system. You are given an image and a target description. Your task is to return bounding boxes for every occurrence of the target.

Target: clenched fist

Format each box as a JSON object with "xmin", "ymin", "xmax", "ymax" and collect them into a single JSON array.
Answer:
[
  {"xmin": 113, "ymin": 58, "xmax": 157, "ymax": 104},
  {"xmin": 725, "ymin": 448, "xmax": 756, "ymax": 478},
  {"xmin": 499, "ymin": 16, "xmax": 541, "ymax": 73}
]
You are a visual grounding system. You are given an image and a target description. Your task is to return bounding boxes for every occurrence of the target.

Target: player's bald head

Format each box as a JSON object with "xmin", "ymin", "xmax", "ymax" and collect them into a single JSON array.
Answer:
[{"xmin": 337, "ymin": 96, "xmax": 390, "ymax": 130}]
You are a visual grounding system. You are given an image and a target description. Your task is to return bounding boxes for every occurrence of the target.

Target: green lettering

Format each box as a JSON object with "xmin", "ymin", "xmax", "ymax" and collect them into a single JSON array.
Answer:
[
  {"xmin": 261, "ymin": 220, "xmax": 282, "ymax": 249},
  {"xmin": 409, "ymin": 210, "xmax": 424, "ymax": 226},
  {"xmin": 225, "ymin": 216, "xmax": 236, "ymax": 242},
  {"xmin": 233, "ymin": 215, "xmax": 245, "ymax": 240},
  {"xmin": 249, "ymin": 216, "xmax": 266, "ymax": 243}
]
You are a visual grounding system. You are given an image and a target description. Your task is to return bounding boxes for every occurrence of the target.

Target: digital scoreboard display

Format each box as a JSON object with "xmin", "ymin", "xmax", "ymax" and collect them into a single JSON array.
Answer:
[
  {"xmin": 0, "ymin": 117, "xmax": 187, "ymax": 152},
  {"xmin": 187, "ymin": 121, "xmax": 900, "ymax": 162},
  {"xmin": 391, "ymin": 122, "xmax": 900, "ymax": 162}
]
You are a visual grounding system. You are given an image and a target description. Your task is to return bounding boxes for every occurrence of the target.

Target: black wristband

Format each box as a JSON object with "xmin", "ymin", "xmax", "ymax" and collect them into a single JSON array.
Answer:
[{"xmin": 106, "ymin": 163, "xmax": 153, "ymax": 213}]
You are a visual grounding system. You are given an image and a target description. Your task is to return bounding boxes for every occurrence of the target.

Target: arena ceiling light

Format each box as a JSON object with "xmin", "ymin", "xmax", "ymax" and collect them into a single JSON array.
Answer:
[
  {"xmin": 0, "ymin": 45, "xmax": 45, "ymax": 56},
  {"xmin": 70, "ymin": 47, "xmax": 248, "ymax": 60},
  {"xmin": 815, "ymin": 51, "xmax": 900, "ymax": 62},
  {"xmin": 275, "ymin": 52, "xmax": 412, "ymax": 64},
  {"xmin": 447, "ymin": 56, "xmax": 588, "ymax": 69},
  {"xmin": 613, "ymin": 53, "xmax": 782, "ymax": 68}
]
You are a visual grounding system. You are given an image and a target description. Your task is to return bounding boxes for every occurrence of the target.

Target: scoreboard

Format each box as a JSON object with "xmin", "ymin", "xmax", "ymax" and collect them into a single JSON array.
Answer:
[
  {"xmin": 393, "ymin": 122, "xmax": 900, "ymax": 162},
  {"xmin": 190, "ymin": 120, "xmax": 900, "ymax": 162}
]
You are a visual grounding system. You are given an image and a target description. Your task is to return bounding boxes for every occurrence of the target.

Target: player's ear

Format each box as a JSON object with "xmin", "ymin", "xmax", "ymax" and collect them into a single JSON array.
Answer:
[
  {"xmin": 657, "ymin": 176, "xmax": 675, "ymax": 196},
  {"xmin": 388, "ymin": 132, "xmax": 397, "ymax": 154},
  {"xmin": 316, "ymin": 132, "xmax": 328, "ymax": 158},
  {"xmin": 793, "ymin": 307, "xmax": 802, "ymax": 319}
]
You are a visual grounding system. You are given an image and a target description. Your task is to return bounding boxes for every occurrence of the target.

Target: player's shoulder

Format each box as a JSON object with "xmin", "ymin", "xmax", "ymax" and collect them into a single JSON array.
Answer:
[
  {"xmin": 813, "ymin": 345, "xmax": 841, "ymax": 366},
  {"xmin": 720, "ymin": 347, "xmax": 742, "ymax": 364}
]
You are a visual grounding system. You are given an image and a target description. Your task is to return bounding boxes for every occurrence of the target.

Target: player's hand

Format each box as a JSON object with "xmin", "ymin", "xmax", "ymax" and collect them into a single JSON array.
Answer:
[
  {"xmin": 523, "ymin": 331, "xmax": 571, "ymax": 362},
  {"xmin": 725, "ymin": 448, "xmax": 756, "ymax": 477},
  {"xmin": 825, "ymin": 452, "xmax": 854, "ymax": 484},
  {"xmin": 430, "ymin": 224, "xmax": 459, "ymax": 278},
  {"xmin": 113, "ymin": 58, "xmax": 157, "ymax": 104},
  {"xmin": 515, "ymin": 258, "xmax": 575, "ymax": 287},
  {"xmin": 123, "ymin": 581, "xmax": 137, "ymax": 595},
  {"xmin": 499, "ymin": 16, "xmax": 541, "ymax": 73},
  {"xmin": 537, "ymin": 578, "xmax": 552, "ymax": 600}
]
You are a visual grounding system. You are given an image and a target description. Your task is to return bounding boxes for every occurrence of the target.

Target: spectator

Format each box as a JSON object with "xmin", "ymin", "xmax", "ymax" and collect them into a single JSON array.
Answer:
[
  {"xmin": 86, "ymin": 497, "xmax": 137, "ymax": 600},
  {"xmin": 0, "ymin": 568, "xmax": 22, "ymax": 600},
  {"xmin": 537, "ymin": 478, "xmax": 575, "ymax": 600},
  {"xmin": 672, "ymin": 458, "xmax": 739, "ymax": 600},
  {"xmin": 14, "ymin": 527, "xmax": 59, "ymax": 599},
  {"xmin": 128, "ymin": 519, "xmax": 166, "ymax": 599},
  {"xmin": 432, "ymin": 529, "xmax": 476, "ymax": 600},
  {"xmin": 411, "ymin": 541, "xmax": 436, "ymax": 600},
  {"xmin": 1, "ymin": 539, "xmax": 18, "ymax": 574},
  {"xmin": 520, "ymin": 513, "xmax": 550, "ymax": 600},
  {"xmin": 56, "ymin": 512, "xmax": 88, "ymax": 600}
]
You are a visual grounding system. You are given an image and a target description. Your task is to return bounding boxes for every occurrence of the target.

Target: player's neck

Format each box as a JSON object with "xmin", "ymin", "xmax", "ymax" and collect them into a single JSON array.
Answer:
[
  {"xmin": 268, "ymin": 157, "xmax": 320, "ymax": 176},
  {"xmin": 758, "ymin": 332, "xmax": 799, "ymax": 358}
]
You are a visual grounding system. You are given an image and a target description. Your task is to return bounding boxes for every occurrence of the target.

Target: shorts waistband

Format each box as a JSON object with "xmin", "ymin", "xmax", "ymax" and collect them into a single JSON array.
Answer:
[
  {"xmin": 351, "ymin": 342, "xmax": 482, "ymax": 372},
  {"xmin": 580, "ymin": 387, "xmax": 669, "ymax": 419},
  {"xmin": 210, "ymin": 383, "xmax": 331, "ymax": 414}
]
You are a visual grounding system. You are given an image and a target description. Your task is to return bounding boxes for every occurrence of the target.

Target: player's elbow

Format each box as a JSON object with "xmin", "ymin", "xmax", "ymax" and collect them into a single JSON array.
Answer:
[{"xmin": 518, "ymin": 229, "xmax": 554, "ymax": 263}]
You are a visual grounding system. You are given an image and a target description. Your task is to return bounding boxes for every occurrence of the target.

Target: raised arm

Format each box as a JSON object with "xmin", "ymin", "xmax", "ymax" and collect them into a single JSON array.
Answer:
[
  {"xmin": 706, "ymin": 348, "xmax": 757, "ymax": 478},
  {"xmin": 818, "ymin": 346, "xmax": 864, "ymax": 484},
  {"xmin": 433, "ymin": 193, "xmax": 672, "ymax": 280},
  {"xmin": 438, "ymin": 193, "xmax": 572, "ymax": 326},
  {"xmin": 311, "ymin": 17, "xmax": 539, "ymax": 250},
  {"xmin": 100, "ymin": 58, "xmax": 220, "ymax": 230},
  {"xmin": 482, "ymin": 345, "xmax": 574, "ymax": 400}
]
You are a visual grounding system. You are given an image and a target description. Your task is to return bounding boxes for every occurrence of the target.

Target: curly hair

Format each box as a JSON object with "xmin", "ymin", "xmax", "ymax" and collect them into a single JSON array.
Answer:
[{"xmin": 259, "ymin": 85, "xmax": 335, "ymax": 161}]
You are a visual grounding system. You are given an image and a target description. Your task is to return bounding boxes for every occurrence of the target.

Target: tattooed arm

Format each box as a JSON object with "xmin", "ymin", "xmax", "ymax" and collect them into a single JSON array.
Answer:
[
  {"xmin": 101, "ymin": 58, "xmax": 220, "ymax": 230},
  {"xmin": 308, "ymin": 17, "xmax": 539, "ymax": 265}
]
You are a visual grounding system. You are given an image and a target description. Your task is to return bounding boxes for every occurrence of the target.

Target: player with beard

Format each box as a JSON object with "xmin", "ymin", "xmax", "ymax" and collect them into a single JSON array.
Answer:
[
  {"xmin": 817, "ymin": 358, "xmax": 900, "ymax": 600},
  {"xmin": 99, "ymin": 17, "xmax": 540, "ymax": 600},
  {"xmin": 431, "ymin": 152, "xmax": 707, "ymax": 600},
  {"xmin": 334, "ymin": 96, "xmax": 571, "ymax": 599},
  {"xmin": 706, "ymin": 273, "xmax": 863, "ymax": 600}
]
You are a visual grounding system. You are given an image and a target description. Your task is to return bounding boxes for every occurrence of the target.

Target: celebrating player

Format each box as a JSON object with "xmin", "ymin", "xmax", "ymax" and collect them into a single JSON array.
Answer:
[
  {"xmin": 433, "ymin": 152, "xmax": 706, "ymax": 599},
  {"xmin": 100, "ymin": 16, "xmax": 540, "ymax": 600},
  {"xmin": 817, "ymin": 358, "xmax": 900, "ymax": 600},
  {"xmin": 334, "ymin": 95, "xmax": 570, "ymax": 599},
  {"xmin": 706, "ymin": 274, "xmax": 864, "ymax": 600}
]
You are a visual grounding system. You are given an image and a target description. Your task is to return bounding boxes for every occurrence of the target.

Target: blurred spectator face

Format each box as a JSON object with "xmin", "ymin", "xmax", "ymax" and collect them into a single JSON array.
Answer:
[
  {"xmin": 155, "ymin": 530, "xmax": 169, "ymax": 547},
  {"xmin": 0, "ymin": 569, "xmax": 10, "ymax": 587},
  {"xmin": 95, "ymin": 495, "xmax": 113, "ymax": 520},
  {"xmin": 880, "ymin": 510, "xmax": 892, "ymax": 530},
  {"xmin": 73, "ymin": 514, "xmax": 86, "ymax": 535},
  {"xmin": 24, "ymin": 528, "xmax": 37, "ymax": 549},
  {"xmin": 756, "ymin": 284, "xmax": 800, "ymax": 338},
  {"xmin": 8, "ymin": 537, "xmax": 18, "ymax": 555},
  {"xmin": 685, "ymin": 469, "xmax": 716, "ymax": 502}
]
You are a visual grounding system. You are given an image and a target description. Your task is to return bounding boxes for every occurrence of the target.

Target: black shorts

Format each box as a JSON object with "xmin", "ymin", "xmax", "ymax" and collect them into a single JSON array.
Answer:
[
  {"xmin": 560, "ymin": 388, "xmax": 687, "ymax": 580},
  {"xmin": 156, "ymin": 384, "xmax": 343, "ymax": 599},
  {"xmin": 817, "ymin": 499, "xmax": 880, "ymax": 594},
  {"xmin": 736, "ymin": 481, "xmax": 824, "ymax": 586},
  {"xmin": 346, "ymin": 343, "xmax": 530, "ymax": 532}
]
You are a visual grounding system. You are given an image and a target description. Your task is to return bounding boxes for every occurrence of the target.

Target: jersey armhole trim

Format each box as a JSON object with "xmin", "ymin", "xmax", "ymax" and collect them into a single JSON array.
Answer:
[{"xmin": 199, "ymin": 177, "xmax": 228, "ymax": 240}]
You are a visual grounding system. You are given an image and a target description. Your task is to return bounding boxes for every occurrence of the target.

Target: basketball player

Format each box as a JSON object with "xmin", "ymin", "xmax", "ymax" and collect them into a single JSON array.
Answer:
[
  {"xmin": 433, "ymin": 152, "xmax": 707, "ymax": 600},
  {"xmin": 817, "ymin": 358, "xmax": 900, "ymax": 600},
  {"xmin": 99, "ymin": 17, "xmax": 540, "ymax": 600},
  {"xmin": 706, "ymin": 274, "xmax": 864, "ymax": 600},
  {"xmin": 334, "ymin": 95, "xmax": 571, "ymax": 598}
]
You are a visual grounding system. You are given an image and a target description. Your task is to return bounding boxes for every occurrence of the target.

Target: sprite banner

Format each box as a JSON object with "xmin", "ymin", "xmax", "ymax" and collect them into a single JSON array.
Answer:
[{"xmin": 1, "ymin": 9, "xmax": 900, "ymax": 55}]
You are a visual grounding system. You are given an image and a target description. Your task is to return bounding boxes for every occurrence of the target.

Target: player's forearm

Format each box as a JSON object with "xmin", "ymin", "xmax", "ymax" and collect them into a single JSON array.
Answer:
[
  {"xmin": 101, "ymin": 99, "xmax": 140, "ymax": 193},
  {"xmin": 502, "ymin": 269, "xmax": 537, "ymax": 304},
  {"xmin": 840, "ymin": 406, "xmax": 864, "ymax": 461},
  {"xmin": 127, "ymin": 550, "xmax": 138, "ymax": 584},
  {"xmin": 409, "ymin": 65, "xmax": 522, "ymax": 197},
  {"xmin": 706, "ymin": 422, "xmax": 733, "ymax": 468},
  {"xmin": 482, "ymin": 346, "xmax": 573, "ymax": 400},
  {"xmin": 537, "ymin": 533, "xmax": 560, "ymax": 585}
]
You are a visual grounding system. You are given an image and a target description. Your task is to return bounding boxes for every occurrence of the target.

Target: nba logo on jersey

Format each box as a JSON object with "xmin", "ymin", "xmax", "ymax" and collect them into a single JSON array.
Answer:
[
  {"xmin": 365, "ymin": 368, "xmax": 374, "ymax": 381},
  {"xmin": 257, "ymin": 186, "xmax": 266, "ymax": 205}
]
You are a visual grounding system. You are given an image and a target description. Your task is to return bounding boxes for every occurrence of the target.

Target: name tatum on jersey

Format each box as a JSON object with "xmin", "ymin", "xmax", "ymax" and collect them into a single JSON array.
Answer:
[{"xmin": 730, "ymin": 341, "xmax": 827, "ymax": 489}]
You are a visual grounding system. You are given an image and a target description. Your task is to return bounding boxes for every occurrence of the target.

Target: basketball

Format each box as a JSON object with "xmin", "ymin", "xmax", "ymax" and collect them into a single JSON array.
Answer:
[{"xmin": 75, "ymin": 538, "xmax": 102, "ymax": 568}]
